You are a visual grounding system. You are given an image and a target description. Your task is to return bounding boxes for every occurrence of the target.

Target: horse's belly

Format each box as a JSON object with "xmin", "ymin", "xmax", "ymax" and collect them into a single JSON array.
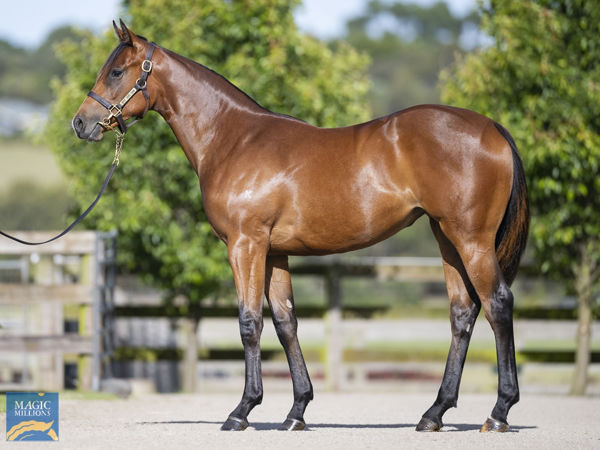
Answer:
[{"xmin": 269, "ymin": 197, "xmax": 421, "ymax": 256}]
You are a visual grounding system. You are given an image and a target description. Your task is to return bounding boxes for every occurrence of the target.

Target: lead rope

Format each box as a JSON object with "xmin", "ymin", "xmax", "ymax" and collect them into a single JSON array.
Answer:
[{"xmin": 0, "ymin": 131, "xmax": 124, "ymax": 246}]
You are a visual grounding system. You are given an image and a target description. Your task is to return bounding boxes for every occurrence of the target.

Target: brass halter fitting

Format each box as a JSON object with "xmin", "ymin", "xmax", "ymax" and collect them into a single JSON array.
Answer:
[{"xmin": 112, "ymin": 129, "xmax": 124, "ymax": 166}]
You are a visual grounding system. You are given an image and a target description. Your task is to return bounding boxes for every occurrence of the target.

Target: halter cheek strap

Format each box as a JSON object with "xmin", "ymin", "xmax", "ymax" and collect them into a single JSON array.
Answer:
[{"xmin": 88, "ymin": 42, "xmax": 156, "ymax": 134}]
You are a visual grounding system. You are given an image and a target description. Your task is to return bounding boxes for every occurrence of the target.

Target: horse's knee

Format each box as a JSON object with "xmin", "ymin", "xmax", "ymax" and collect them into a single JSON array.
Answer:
[
  {"xmin": 239, "ymin": 308, "xmax": 263, "ymax": 348},
  {"xmin": 450, "ymin": 299, "xmax": 480, "ymax": 338}
]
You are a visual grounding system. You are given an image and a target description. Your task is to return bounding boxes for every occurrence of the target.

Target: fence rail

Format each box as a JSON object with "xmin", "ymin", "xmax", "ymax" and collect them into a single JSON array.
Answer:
[
  {"xmin": 0, "ymin": 284, "xmax": 93, "ymax": 304},
  {"xmin": 2, "ymin": 235, "xmax": 585, "ymax": 393},
  {"xmin": 0, "ymin": 231, "xmax": 116, "ymax": 391}
]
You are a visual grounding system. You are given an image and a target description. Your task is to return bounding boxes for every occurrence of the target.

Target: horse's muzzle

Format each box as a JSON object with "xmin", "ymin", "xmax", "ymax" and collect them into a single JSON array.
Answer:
[{"xmin": 72, "ymin": 115, "xmax": 103, "ymax": 141}]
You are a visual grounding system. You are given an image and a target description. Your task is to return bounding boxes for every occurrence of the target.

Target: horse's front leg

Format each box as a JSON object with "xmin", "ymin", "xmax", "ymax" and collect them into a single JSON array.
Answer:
[{"xmin": 221, "ymin": 235, "xmax": 268, "ymax": 431}]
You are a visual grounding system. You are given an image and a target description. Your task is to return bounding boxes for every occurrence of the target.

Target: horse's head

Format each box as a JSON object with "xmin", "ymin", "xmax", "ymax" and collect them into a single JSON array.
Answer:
[{"xmin": 72, "ymin": 20, "xmax": 156, "ymax": 141}]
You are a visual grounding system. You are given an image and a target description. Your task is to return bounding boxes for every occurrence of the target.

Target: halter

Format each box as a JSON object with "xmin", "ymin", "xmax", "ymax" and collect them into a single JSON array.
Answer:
[{"xmin": 88, "ymin": 42, "xmax": 156, "ymax": 135}]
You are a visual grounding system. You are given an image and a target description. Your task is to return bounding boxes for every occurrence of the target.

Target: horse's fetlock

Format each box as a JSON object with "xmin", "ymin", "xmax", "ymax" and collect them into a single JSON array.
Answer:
[
  {"xmin": 436, "ymin": 393, "xmax": 457, "ymax": 410},
  {"xmin": 501, "ymin": 388, "xmax": 519, "ymax": 407},
  {"xmin": 295, "ymin": 386, "xmax": 314, "ymax": 404},
  {"xmin": 252, "ymin": 393, "xmax": 263, "ymax": 406}
]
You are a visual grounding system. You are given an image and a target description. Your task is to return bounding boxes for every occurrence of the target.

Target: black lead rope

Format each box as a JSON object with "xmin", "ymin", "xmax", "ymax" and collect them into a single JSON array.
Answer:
[
  {"xmin": 0, "ymin": 130, "xmax": 123, "ymax": 246},
  {"xmin": 0, "ymin": 162, "xmax": 118, "ymax": 246}
]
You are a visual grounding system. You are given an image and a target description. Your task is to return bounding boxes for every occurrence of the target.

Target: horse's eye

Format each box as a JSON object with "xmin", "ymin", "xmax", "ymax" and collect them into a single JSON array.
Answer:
[{"xmin": 111, "ymin": 69, "xmax": 123, "ymax": 78}]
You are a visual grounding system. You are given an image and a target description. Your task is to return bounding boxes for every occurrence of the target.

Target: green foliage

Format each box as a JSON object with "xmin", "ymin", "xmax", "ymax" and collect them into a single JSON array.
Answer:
[
  {"xmin": 0, "ymin": 27, "xmax": 77, "ymax": 104},
  {"xmin": 45, "ymin": 0, "xmax": 371, "ymax": 302},
  {"xmin": 441, "ymin": 0, "xmax": 600, "ymax": 295},
  {"xmin": 341, "ymin": 0, "xmax": 479, "ymax": 116},
  {"xmin": 127, "ymin": 0, "xmax": 370, "ymax": 127}
]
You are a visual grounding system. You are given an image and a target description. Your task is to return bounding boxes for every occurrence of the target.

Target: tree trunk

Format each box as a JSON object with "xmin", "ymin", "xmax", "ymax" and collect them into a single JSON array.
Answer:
[
  {"xmin": 181, "ymin": 316, "xmax": 200, "ymax": 393},
  {"xmin": 570, "ymin": 248, "xmax": 595, "ymax": 396}
]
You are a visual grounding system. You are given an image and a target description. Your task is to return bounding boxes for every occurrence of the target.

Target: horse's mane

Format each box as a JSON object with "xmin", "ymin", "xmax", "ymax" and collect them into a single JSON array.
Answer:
[{"xmin": 159, "ymin": 45, "xmax": 306, "ymax": 124}]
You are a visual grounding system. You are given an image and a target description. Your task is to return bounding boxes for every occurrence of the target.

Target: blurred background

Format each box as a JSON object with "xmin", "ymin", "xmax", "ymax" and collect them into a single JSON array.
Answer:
[{"xmin": 0, "ymin": 0, "xmax": 598, "ymax": 401}]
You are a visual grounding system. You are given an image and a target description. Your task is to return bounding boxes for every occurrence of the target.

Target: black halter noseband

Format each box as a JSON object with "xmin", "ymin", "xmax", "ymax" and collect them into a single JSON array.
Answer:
[{"xmin": 88, "ymin": 42, "xmax": 156, "ymax": 134}]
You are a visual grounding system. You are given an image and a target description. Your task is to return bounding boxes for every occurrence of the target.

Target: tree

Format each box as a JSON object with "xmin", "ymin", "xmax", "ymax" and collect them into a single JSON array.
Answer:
[
  {"xmin": 45, "ymin": 0, "xmax": 370, "ymax": 391},
  {"xmin": 0, "ymin": 26, "xmax": 78, "ymax": 104},
  {"xmin": 340, "ymin": 0, "xmax": 479, "ymax": 116},
  {"xmin": 441, "ymin": 0, "xmax": 600, "ymax": 395},
  {"xmin": 328, "ymin": 1, "xmax": 480, "ymax": 259}
]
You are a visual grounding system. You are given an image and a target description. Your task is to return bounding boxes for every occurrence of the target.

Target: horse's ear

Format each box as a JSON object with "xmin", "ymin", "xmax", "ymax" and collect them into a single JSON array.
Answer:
[
  {"xmin": 113, "ymin": 20, "xmax": 124, "ymax": 41},
  {"xmin": 117, "ymin": 19, "xmax": 134, "ymax": 46}
]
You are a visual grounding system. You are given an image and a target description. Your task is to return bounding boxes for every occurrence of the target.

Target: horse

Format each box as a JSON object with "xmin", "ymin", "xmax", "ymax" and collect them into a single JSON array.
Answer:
[{"xmin": 73, "ymin": 21, "xmax": 529, "ymax": 433}]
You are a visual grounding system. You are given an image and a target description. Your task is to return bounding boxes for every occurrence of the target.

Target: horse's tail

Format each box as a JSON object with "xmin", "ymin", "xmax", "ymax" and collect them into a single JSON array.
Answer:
[{"xmin": 493, "ymin": 122, "xmax": 530, "ymax": 286}]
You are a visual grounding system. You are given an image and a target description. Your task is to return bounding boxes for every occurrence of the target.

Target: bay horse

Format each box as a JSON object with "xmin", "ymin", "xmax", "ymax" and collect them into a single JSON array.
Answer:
[{"xmin": 73, "ymin": 21, "xmax": 529, "ymax": 433}]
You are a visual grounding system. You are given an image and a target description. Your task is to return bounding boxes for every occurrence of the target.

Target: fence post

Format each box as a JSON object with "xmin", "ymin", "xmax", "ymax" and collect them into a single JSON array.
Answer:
[{"xmin": 181, "ymin": 315, "xmax": 199, "ymax": 393}]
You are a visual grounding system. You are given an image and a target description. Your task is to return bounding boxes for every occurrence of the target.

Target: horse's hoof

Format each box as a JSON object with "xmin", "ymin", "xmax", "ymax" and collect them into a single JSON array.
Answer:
[
  {"xmin": 220, "ymin": 415, "xmax": 248, "ymax": 431},
  {"xmin": 278, "ymin": 418, "xmax": 306, "ymax": 431},
  {"xmin": 416, "ymin": 417, "xmax": 442, "ymax": 432},
  {"xmin": 480, "ymin": 417, "xmax": 509, "ymax": 432}
]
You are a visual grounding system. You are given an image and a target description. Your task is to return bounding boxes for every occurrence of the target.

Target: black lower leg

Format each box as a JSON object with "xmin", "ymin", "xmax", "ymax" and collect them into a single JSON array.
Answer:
[
  {"xmin": 417, "ymin": 300, "xmax": 480, "ymax": 431},
  {"xmin": 486, "ymin": 283, "xmax": 519, "ymax": 426},
  {"xmin": 222, "ymin": 307, "xmax": 263, "ymax": 430},
  {"xmin": 273, "ymin": 309, "xmax": 313, "ymax": 430}
]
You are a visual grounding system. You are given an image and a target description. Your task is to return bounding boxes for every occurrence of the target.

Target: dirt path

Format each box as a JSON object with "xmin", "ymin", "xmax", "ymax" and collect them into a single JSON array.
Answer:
[{"xmin": 10, "ymin": 391, "xmax": 595, "ymax": 449}]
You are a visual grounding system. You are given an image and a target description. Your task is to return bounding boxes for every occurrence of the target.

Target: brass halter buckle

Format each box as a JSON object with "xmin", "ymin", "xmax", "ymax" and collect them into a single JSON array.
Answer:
[
  {"xmin": 98, "ymin": 105, "xmax": 122, "ymax": 129},
  {"xmin": 141, "ymin": 60, "xmax": 153, "ymax": 72}
]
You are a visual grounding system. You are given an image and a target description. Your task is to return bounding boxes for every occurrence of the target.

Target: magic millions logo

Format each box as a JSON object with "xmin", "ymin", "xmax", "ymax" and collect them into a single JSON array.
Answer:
[{"xmin": 6, "ymin": 392, "xmax": 59, "ymax": 441}]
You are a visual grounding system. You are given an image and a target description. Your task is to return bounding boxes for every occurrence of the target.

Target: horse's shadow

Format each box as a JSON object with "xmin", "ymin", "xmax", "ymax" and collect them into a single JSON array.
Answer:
[{"xmin": 137, "ymin": 420, "xmax": 537, "ymax": 432}]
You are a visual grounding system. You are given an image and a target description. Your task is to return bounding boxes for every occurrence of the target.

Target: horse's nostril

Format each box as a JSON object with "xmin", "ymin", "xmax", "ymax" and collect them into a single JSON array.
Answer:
[{"xmin": 73, "ymin": 116, "xmax": 84, "ymax": 133}]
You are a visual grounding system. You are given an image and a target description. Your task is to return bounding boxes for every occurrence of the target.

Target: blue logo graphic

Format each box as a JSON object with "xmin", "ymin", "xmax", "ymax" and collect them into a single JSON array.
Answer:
[{"xmin": 6, "ymin": 392, "xmax": 59, "ymax": 441}]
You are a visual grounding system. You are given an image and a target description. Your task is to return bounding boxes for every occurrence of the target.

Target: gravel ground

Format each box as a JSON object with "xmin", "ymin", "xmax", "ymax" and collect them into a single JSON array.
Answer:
[{"xmin": 8, "ymin": 391, "xmax": 599, "ymax": 449}]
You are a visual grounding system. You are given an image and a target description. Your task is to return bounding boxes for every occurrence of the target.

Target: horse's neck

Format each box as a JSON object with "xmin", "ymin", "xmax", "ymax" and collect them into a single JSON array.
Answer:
[{"xmin": 152, "ymin": 48, "xmax": 267, "ymax": 177}]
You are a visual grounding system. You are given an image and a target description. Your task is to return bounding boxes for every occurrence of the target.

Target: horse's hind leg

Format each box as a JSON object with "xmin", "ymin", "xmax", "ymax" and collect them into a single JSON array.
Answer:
[
  {"xmin": 265, "ymin": 255, "xmax": 313, "ymax": 430},
  {"xmin": 417, "ymin": 218, "xmax": 481, "ymax": 432},
  {"xmin": 436, "ymin": 221, "xmax": 519, "ymax": 432}
]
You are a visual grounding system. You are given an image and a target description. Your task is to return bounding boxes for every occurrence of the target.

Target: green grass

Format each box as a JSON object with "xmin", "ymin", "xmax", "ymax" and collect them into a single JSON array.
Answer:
[{"xmin": 0, "ymin": 138, "xmax": 65, "ymax": 190}]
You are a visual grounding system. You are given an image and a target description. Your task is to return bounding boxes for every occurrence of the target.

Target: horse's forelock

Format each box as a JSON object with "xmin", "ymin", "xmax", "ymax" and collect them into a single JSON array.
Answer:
[
  {"xmin": 96, "ymin": 34, "xmax": 149, "ymax": 83},
  {"xmin": 96, "ymin": 43, "xmax": 126, "ymax": 83}
]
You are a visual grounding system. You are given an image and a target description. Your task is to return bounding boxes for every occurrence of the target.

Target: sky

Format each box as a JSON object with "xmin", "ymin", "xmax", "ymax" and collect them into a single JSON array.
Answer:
[{"xmin": 0, "ymin": 0, "xmax": 477, "ymax": 49}]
